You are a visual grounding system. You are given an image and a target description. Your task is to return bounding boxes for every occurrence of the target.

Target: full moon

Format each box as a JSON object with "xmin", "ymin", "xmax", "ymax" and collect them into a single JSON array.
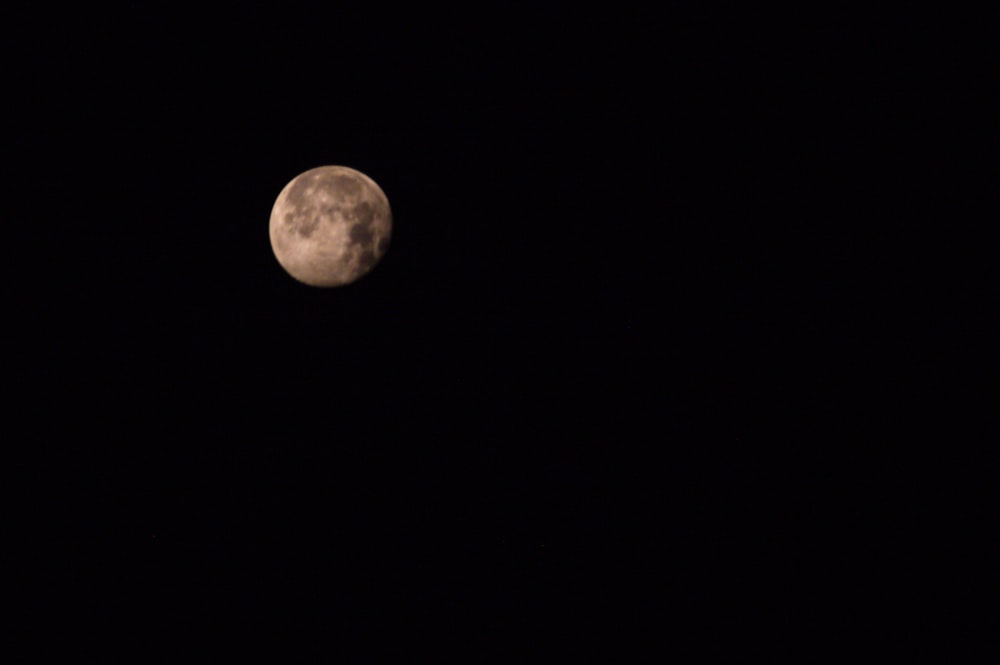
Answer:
[{"xmin": 269, "ymin": 165, "xmax": 392, "ymax": 287}]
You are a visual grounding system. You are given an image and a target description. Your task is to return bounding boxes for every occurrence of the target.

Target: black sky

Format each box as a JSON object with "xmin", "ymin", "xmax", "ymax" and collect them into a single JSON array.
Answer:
[{"xmin": 4, "ymin": 3, "xmax": 968, "ymax": 660}]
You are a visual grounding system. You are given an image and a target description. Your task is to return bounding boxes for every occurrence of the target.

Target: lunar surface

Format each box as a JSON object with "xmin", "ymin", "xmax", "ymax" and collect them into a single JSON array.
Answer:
[{"xmin": 269, "ymin": 165, "xmax": 392, "ymax": 287}]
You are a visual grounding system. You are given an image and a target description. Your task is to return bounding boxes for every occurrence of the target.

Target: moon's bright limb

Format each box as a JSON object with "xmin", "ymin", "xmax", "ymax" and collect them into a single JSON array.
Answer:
[{"xmin": 269, "ymin": 165, "xmax": 392, "ymax": 287}]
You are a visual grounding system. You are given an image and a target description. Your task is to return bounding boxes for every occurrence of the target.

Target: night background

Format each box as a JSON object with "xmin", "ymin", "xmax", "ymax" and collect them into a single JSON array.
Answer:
[{"xmin": 4, "ymin": 3, "xmax": 975, "ymax": 661}]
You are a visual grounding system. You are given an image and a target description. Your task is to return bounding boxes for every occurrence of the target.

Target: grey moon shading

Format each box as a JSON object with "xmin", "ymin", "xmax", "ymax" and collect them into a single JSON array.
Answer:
[{"xmin": 269, "ymin": 165, "xmax": 392, "ymax": 287}]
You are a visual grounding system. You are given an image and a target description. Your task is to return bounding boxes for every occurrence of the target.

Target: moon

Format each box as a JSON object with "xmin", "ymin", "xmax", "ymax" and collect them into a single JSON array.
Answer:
[{"xmin": 269, "ymin": 165, "xmax": 392, "ymax": 287}]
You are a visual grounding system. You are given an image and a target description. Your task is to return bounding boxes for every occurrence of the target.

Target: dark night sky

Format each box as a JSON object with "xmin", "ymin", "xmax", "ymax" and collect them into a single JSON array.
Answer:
[{"xmin": 4, "ymin": 3, "xmax": 971, "ymax": 661}]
